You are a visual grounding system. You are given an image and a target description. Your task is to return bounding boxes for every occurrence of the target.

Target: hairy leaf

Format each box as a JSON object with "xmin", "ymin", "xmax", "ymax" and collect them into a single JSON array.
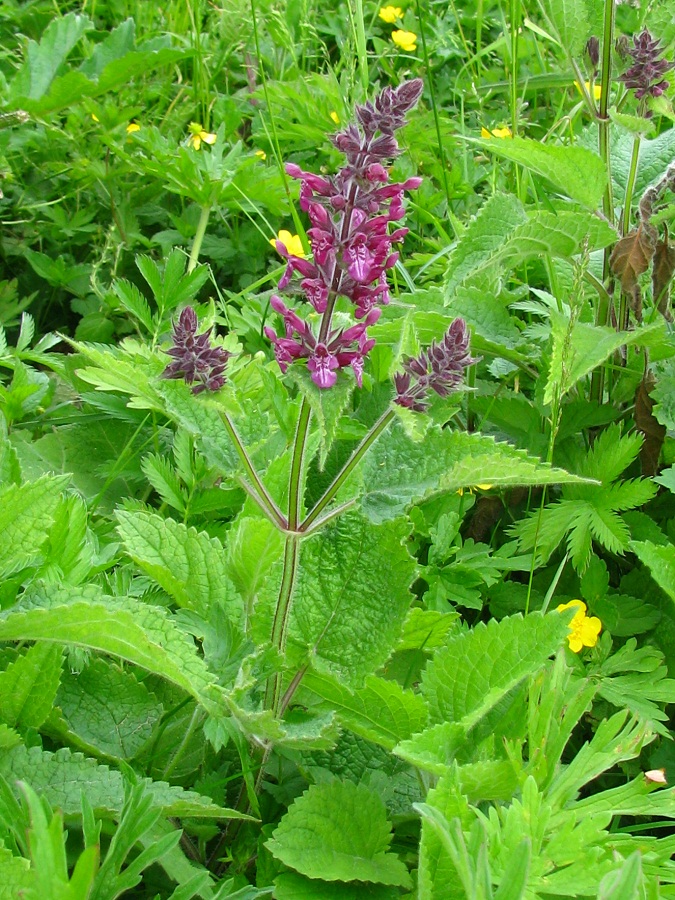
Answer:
[
  {"xmin": 10, "ymin": 13, "xmax": 93, "ymax": 101},
  {"xmin": 0, "ymin": 643, "xmax": 62, "ymax": 730},
  {"xmin": 0, "ymin": 475, "xmax": 69, "ymax": 578}
]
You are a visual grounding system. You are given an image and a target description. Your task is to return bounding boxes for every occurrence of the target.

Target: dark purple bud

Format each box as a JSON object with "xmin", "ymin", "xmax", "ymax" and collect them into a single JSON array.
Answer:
[
  {"xmin": 163, "ymin": 307, "xmax": 230, "ymax": 395},
  {"xmin": 619, "ymin": 29, "xmax": 673, "ymax": 106},
  {"xmin": 586, "ymin": 36, "xmax": 600, "ymax": 70}
]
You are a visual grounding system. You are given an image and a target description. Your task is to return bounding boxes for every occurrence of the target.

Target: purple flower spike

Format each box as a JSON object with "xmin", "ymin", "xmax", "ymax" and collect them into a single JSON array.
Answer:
[
  {"xmin": 619, "ymin": 29, "xmax": 673, "ymax": 108},
  {"xmin": 163, "ymin": 307, "xmax": 231, "ymax": 395},
  {"xmin": 394, "ymin": 318, "xmax": 479, "ymax": 413},
  {"xmin": 267, "ymin": 80, "xmax": 424, "ymax": 388}
]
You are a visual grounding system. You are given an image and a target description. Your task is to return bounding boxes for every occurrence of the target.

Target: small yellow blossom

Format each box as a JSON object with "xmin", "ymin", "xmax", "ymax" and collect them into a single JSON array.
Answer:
[
  {"xmin": 330, "ymin": 110, "xmax": 340, "ymax": 125},
  {"xmin": 187, "ymin": 122, "xmax": 217, "ymax": 150},
  {"xmin": 574, "ymin": 80, "xmax": 602, "ymax": 101},
  {"xmin": 126, "ymin": 122, "xmax": 141, "ymax": 134},
  {"xmin": 255, "ymin": 149, "xmax": 267, "ymax": 160},
  {"xmin": 379, "ymin": 6, "xmax": 403, "ymax": 23},
  {"xmin": 91, "ymin": 113, "xmax": 100, "ymax": 123},
  {"xmin": 270, "ymin": 230, "xmax": 305, "ymax": 258},
  {"xmin": 392, "ymin": 30, "xmax": 417, "ymax": 52},
  {"xmin": 481, "ymin": 125, "xmax": 513, "ymax": 139},
  {"xmin": 457, "ymin": 484, "xmax": 493, "ymax": 497},
  {"xmin": 556, "ymin": 599, "xmax": 602, "ymax": 653}
]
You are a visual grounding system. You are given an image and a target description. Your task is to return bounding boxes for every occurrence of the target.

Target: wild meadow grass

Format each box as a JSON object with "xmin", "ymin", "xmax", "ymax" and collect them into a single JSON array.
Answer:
[{"xmin": 1, "ymin": 0, "xmax": 675, "ymax": 896}]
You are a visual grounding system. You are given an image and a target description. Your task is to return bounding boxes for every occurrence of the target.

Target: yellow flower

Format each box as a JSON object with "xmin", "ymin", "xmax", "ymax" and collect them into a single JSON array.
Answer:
[
  {"xmin": 481, "ymin": 125, "xmax": 513, "ymax": 139},
  {"xmin": 379, "ymin": 6, "xmax": 403, "ymax": 23},
  {"xmin": 391, "ymin": 30, "xmax": 417, "ymax": 52},
  {"xmin": 330, "ymin": 110, "xmax": 340, "ymax": 125},
  {"xmin": 126, "ymin": 122, "xmax": 141, "ymax": 134},
  {"xmin": 556, "ymin": 600, "xmax": 602, "ymax": 653},
  {"xmin": 255, "ymin": 149, "xmax": 267, "ymax": 160},
  {"xmin": 457, "ymin": 484, "xmax": 493, "ymax": 497},
  {"xmin": 91, "ymin": 113, "xmax": 100, "ymax": 123},
  {"xmin": 574, "ymin": 80, "xmax": 602, "ymax": 101},
  {"xmin": 187, "ymin": 122, "xmax": 217, "ymax": 150},
  {"xmin": 270, "ymin": 230, "xmax": 305, "ymax": 258}
]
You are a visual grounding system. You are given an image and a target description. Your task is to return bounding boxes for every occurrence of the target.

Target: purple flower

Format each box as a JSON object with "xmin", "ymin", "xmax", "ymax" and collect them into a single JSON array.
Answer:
[
  {"xmin": 163, "ymin": 306, "xmax": 230, "ymax": 395},
  {"xmin": 394, "ymin": 318, "xmax": 479, "ymax": 412},
  {"xmin": 267, "ymin": 80, "xmax": 424, "ymax": 389},
  {"xmin": 619, "ymin": 29, "xmax": 673, "ymax": 106}
]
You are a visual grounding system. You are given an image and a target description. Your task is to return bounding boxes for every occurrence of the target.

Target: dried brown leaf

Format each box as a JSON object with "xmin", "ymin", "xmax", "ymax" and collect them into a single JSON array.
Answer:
[
  {"xmin": 635, "ymin": 371, "xmax": 666, "ymax": 477},
  {"xmin": 610, "ymin": 224, "xmax": 656, "ymax": 296},
  {"xmin": 653, "ymin": 231, "xmax": 675, "ymax": 322}
]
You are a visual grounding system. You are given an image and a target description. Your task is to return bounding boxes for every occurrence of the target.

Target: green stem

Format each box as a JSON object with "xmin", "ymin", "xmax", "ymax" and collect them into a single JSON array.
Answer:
[
  {"xmin": 288, "ymin": 399, "xmax": 312, "ymax": 530},
  {"xmin": 300, "ymin": 407, "xmax": 395, "ymax": 532},
  {"xmin": 219, "ymin": 411, "xmax": 288, "ymax": 529},
  {"xmin": 351, "ymin": 0, "xmax": 369, "ymax": 98},
  {"xmin": 265, "ymin": 534, "xmax": 300, "ymax": 712},
  {"xmin": 188, "ymin": 204, "xmax": 211, "ymax": 273},
  {"xmin": 620, "ymin": 134, "xmax": 641, "ymax": 237}
]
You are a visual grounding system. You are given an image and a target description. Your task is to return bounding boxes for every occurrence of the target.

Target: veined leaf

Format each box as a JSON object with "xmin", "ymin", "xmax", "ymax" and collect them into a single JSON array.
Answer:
[
  {"xmin": 0, "ymin": 843, "xmax": 32, "ymax": 896},
  {"xmin": 0, "ymin": 745, "xmax": 251, "ymax": 821},
  {"xmin": 116, "ymin": 509, "xmax": 243, "ymax": 624},
  {"xmin": 10, "ymin": 13, "xmax": 93, "ymax": 102},
  {"xmin": 266, "ymin": 780, "xmax": 412, "ymax": 887},
  {"xmin": 0, "ymin": 475, "xmax": 70, "ymax": 578},
  {"xmin": 360, "ymin": 423, "xmax": 589, "ymax": 524},
  {"xmin": 0, "ymin": 643, "xmax": 62, "ymax": 730},
  {"xmin": 0, "ymin": 585, "xmax": 220, "ymax": 710},
  {"xmin": 288, "ymin": 368, "xmax": 355, "ymax": 469},
  {"xmin": 274, "ymin": 873, "xmax": 399, "ymax": 899},
  {"xmin": 537, "ymin": 0, "xmax": 590, "ymax": 57},
  {"xmin": 225, "ymin": 515, "xmax": 284, "ymax": 613},
  {"xmin": 631, "ymin": 540, "xmax": 675, "ymax": 603}
]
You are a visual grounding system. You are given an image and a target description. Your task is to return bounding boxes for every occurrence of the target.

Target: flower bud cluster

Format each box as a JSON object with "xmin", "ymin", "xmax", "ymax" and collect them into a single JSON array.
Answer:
[
  {"xmin": 162, "ymin": 306, "xmax": 230, "ymax": 394},
  {"xmin": 619, "ymin": 29, "xmax": 673, "ymax": 106},
  {"xmin": 265, "ymin": 79, "xmax": 424, "ymax": 389},
  {"xmin": 394, "ymin": 318, "xmax": 478, "ymax": 412}
]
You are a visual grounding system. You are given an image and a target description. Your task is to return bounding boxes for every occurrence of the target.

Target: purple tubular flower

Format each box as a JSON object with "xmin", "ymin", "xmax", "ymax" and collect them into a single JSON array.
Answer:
[
  {"xmin": 394, "ymin": 318, "xmax": 479, "ymax": 412},
  {"xmin": 266, "ymin": 79, "xmax": 424, "ymax": 389},
  {"xmin": 163, "ymin": 306, "xmax": 231, "ymax": 395},
  {"xmin": 619, "ymin": 29, "xmax": 673, "ymax": 105}
]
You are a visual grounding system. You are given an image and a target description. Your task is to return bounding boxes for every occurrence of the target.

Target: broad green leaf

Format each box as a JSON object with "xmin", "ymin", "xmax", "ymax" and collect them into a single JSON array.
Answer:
[
  {"xmin": 397, "ymin": 607, "xmax": 458, "ymax": 650},
  {"xmin": 0, "ymin": 745, "xmax": 251, "ymax": 821},
  {"xmin": 10, "ymin": 13, "xmax": 93, "ymax": 101},
  {"xmin": 74, "ymin": 341, "xmax": 163, "ymax": 410},
  {"xmin": 545, "ymin": 317, "xmax": 663, "ymax": 404},
  {"xmin": 445, "ymin": 193, "xmax": 527, "ymax": 297},
  {"xmin": 537, "ymin": 0, "xmax": 589, "ymax": 57},
  {"xmin": 360, "ymin": 424, "xmax": 588, "ymax": 524},
  {"xmin": 0, "ymin": 416, "xmax": 20, "ymax": 486},
  {"xmin": 288, "ymin": 369, "xmax": 355, "ymax": 469},
  {"xmin": 0, "ymin": 643, "xmax": 62, "ymax": 730},
  {"xmin": 274, "ymin": 873, "xmax": 399, "ymax": 899},
  {"xmin": 613, "ymin": 128, "xmax": 675, "ymax": 199},
  {"xmin": 0, "ymin": 843, "xmax": 33, "ymax": 897},
  {"xmin": 225, "ymin": 515, "xmax": 284, "ymax": 613},
  {"xmin": 597, "ymin": 852, "xmax": 644, "ymax": 899},
  {"xmin": 471, "ymin": 137, "xmax": 607, "ymax": 208},
  {"xmin": 280, "ymin": 514, "xmax": 416, "ymax": 687},
  {"xmin": 116, "ymin": 509, "xmax": 243, "ymax": 624},
  {"xmin": 78, "ymin": 17, "xmax": 135, "ymax": 78},
  {"xmin": 54, "ymin": 659, "xmax": 163, "ymax": 760},
  {"xmin": 0, "ymin": 475, "xmax": 69, "ymax": 578},
  {"xmin": 422, "ymin": 612, "xmax": 570, "ymax": 729},
  {"xmin": 265, "ymin": 780, "xmax": 412, "ymax": 887},
  {"xmin": 0, "ymin": 585, "xmax": 220, "ymax": 710},
  {"xmin": 300, "ymin": 671, "xmax": 428, "ymax": 750},
  {"xmin": 418, "ymin": 772, "xmax": 473, "ymax": 900},
  {"xmin": 631, "ymin": 540, "xmax": 675, "ymax": 602}
]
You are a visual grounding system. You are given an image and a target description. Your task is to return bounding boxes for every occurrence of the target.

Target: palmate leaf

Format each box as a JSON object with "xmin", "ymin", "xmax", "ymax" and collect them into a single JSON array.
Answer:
[
  {"xmin": 0, "ymin": 585, "xmax": 221, "ymax": 711},
  {"xmin": 0, "ymin": 745, "xmax": 251, "ymax": 821},
  {"xmin": 360, "ymin": 423, "xmax": 588, "ymax": 524},
  {"xmin": 0, "ymin": 643, "xmax": 63, "ymax": 730},
  {"xmin": 116, "ymin": 509, "xmax": 243, "ymax": 624},
  {"xmin": 265, "ymin": 780, "xmax": 411, "ymax": 887}
]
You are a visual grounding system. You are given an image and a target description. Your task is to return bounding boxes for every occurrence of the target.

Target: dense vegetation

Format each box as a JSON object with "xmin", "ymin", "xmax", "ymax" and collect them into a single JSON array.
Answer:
[{"xmin": 1, "ymin": 0, "xmax": 675, "ymax": 896}]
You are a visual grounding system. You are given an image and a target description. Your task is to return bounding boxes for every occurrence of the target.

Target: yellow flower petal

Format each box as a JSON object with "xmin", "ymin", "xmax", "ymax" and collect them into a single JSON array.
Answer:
[
  {"xmin": 126, "ymin": 122, "xmax": 141, "ymax": 133},
  {"xmin": 91, "ymin": 113, "xmax": 100, "ymax": 123},
  {"xmin": 188, "ymin": 133, "xmax": 202, "ymax": 150},
  {"xmin": 330, "ymin": 110, "xmax": 340, "ymax": 125},
  {"xmin": 557, "ymin": 599, "xmax": 601, "ymax": 652},
  {"xmin": 255, "ymin": 149, "xmax": 267, "ymax": 160},
  {"xmin": 271, "ymin": 230, "xmax": 306, "ymax": 258},
  {"xmin": 574, "ymin": 80, "xmax": 602, "ymax": 101},
  {"xmin": 481, "ymin": 125, "xmax": 512, "ymax": 138},
  {"xmin": 391, "ymin": 30, "xmax": 417, "ymax": 52},
  {"xmin": 200, "ymin": 130, "xmax": 217, "ymax": 145},
  {"xmin": 379, "ymin": 5, "xmax": 403, "ymax": 23}
]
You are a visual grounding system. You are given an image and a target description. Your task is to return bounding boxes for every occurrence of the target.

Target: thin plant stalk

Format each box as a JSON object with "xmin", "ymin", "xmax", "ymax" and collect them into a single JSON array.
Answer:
[{"xmin": 188, "ymin": 204, "xmax": 211, "ymax": 273}]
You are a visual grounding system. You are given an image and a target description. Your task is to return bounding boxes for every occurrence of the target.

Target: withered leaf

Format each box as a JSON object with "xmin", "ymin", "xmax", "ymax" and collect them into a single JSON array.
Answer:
[
  {"xmin": 610, "ymin": 224, "xmax": 656, "ymax": 295},
  {"xmin": 635, "ymin": 370, "xmax": 666, "ymax": 477},
  {"xmin": 653, "ymin": 231, "xmax": 675, "ymax": 322}
]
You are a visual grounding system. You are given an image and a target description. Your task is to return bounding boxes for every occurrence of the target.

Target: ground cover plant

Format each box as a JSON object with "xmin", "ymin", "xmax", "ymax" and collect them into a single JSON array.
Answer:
[{"xmin": 2, "ymin": 0, "xmax": 675, "ymax": 896}]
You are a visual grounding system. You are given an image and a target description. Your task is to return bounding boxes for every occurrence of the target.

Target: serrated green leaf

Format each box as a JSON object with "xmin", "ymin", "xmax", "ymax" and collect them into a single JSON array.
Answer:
[
  {"xmin": 274, "ymin": 873, "xmax": 399, "ymax": 899},
  {"xmin": 116, "ymin": 509, "xmax": 243, "ymax": 624},
  {"xmin": 289, "ymin": 366, "xmax": 356, "ymax": 470},
  {"xmin": 360, "ymin": 423, "xmax": 588, "ymax": 524},
  {"xmin": 0, "ymin": 585, "xmax": 220, "ymax": 709},
  {"xmin": 141, "ymin": 453, "xmax": 186, "ymax": 512},
  {"xmin": 470, "ymin": 136, "xmax": 607, "ymax": 207},
  {"xmin": 113, "ymin": 279, "xmax": 154, "ymax": 332},
  {"xmin": 300, "ymin": 671, "xmax": 428, "ymax": 750},
  {"xmin": 55, "ymin": 659, "xmax": 163, "ymax": 760},
  {"xmin": 422, "ymin": 612, "xmax": 569, "ymax": 728},
  {"xmin": 0, "ymin": 475, "xmax": 69, "ymax": 578},
  {"xmin": 537, "ymin": 0, "xmax": 589, "ymax": 57},
  {"xmin": 79, "ymin": 17, "xmax": 136, "ymax": 78},
  {"xmin": 225, "ymin": 515, "xmax": 284, "ymax": 613},
  {"xmin": 0, "ymin": 642, "xmax": 62, "ymax": 730},
  {"xmin": 266, "ymin": 780, "xmax": 411, "ymax": 887},
  {"xmin": 0, "ymin": 843, "xmax": 33, "ymax": 897},
  {"xmin": 10, "ymin": 13, "xmax": 93, "ymax": 101},
  {"xmin": 0, "ymin": 745, "xmax": 251, "ymax": 821},
  {"xmin": 631, "ymin": 540, "xmax": 675, "ymax": 603},
  {"xmin": 43, "ymin": 494, "xmax": 92, "ymax": 585},
  {"xmin": 418, "ymin": 772, "xmax": 473, "ymax": 900},
  {"xmin": 277, "ymin": 514, "xmax": 416, "ymax": 687}
]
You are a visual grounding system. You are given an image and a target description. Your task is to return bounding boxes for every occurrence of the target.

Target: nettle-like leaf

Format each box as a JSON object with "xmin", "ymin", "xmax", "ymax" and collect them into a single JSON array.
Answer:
[
  {"xmin": 631, "ymin": 539, "xmax": 675, "ymax": 603},
  {"xmin": 0, "ymin": 585, "xmax": 221, "ymax": 711},
  {"xmin": 266, "ymin": 780, "xmax": 412, "ymax": 887},
  {"xmin": 360, "ymin": 423, "xmax": 589, "ymax": 524},
  {"xmin": 0, "ymin": 475, "xmax": 70, "ymax": 578},
  {"xmin": 0, "ymin": 643, "xmax": 63, "ymax": 731},
  {"xmin": 288, "ymin": 368, "xmax": 355, "ymax": 469},
  {"xmin": 0, "ymin": 842, "xmax": 33, "ymax": 894},
  {"xmin": 275, "ymin": 513, "xmax": 417, "ymax": 687},
  {"xmin": 116, "ymin": 509, "xmax": 243, "ymax": 624},
  {"xmin": 0, "ymin": 745, "xmax": 250, "ymax": 821},
  {"xmin": 536, "ymin": 0, "xmax": 593, "ymax": 58},
  {"xmin": 225, "ymin": 515, "xmax": 284, "ymax": 614},
  {"xmin": 515, "ymin": 425, "xmax": 657, "ymax": 572},
  {"xmin": 53, "ymin": 659, "xmax": 163, "ymax": 761},
  {"xmin": 10, "ymin": 13, "xmax": 93, "ymax": 101},
  {"xmin": 395, "ymin": 613, "xmax": 569, "ymax": 773}
]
